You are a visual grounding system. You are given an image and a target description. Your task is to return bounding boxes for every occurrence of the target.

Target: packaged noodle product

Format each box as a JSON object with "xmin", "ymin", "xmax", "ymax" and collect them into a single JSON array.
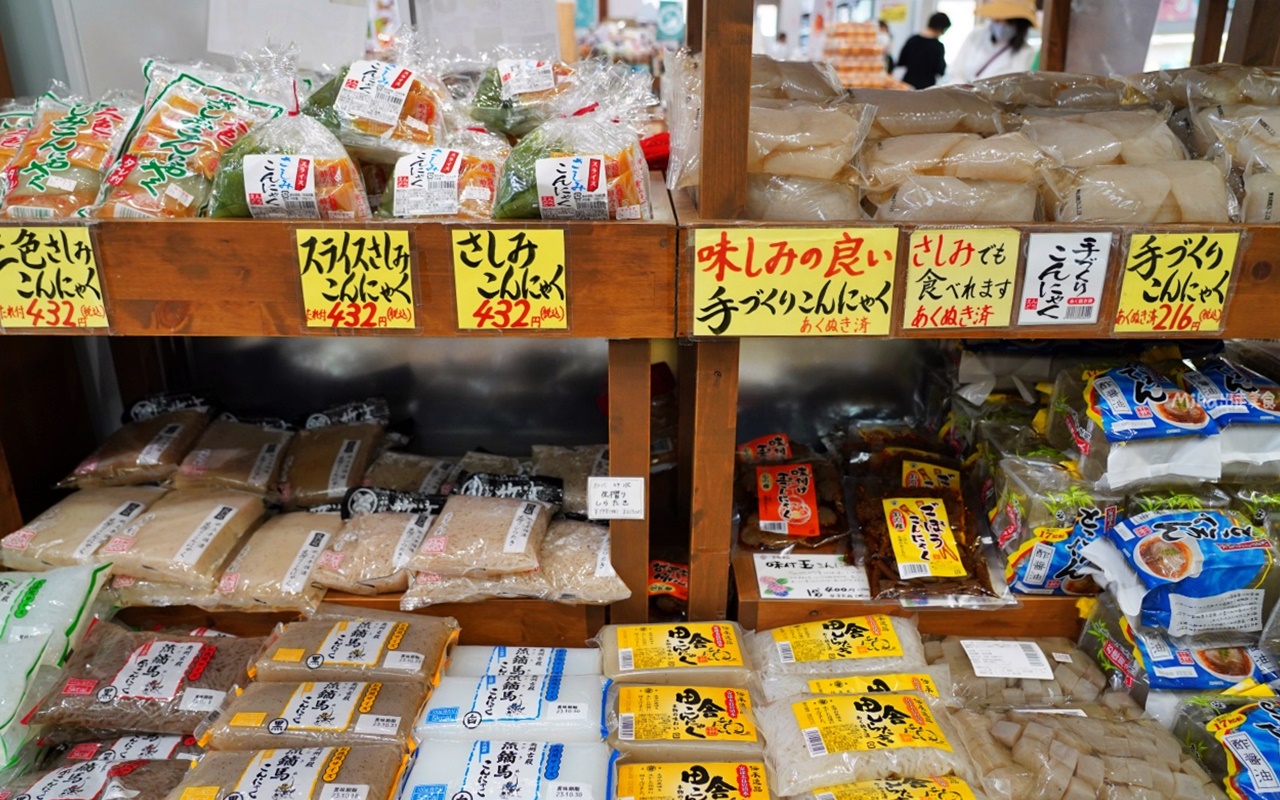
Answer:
[
  {"xmin": 530, "ymin": 444, "xmax": 608, "ymax": 517},
  {"xmin": 44, "ymin": 735, "xmax": 202, "ymax": 767},
  {"xmin": 749, "ymin": 617, "xmax": 927, "ymax": 702},
  {"xmin": 446, "ymin": 646, "xmax": 602, "ymax": 677},
  {"xmin": 470, "ymin": 57, "xmax": 575, "ymax": 137},
  {"xmin": 597, "ymin": 623, "xmax": 754, "ymax": 687},
  {"xmin": 605, "ymin": 684, "xmax": 764, "ymax": 762},
  {"xmin": 414, "ymin": 674, "xmax": 606, "ymax": 742},
  {"xmin": 1, "ymin": 487, "xmax": 168, "ymax": 571},
  {"xmin": 250, "ymin": 616, "xmax": 459, "ymax": 686},
  {"xmin": 757, "ymin": 693, "xmax": 975, "ymax": 795},
  {"xmin": 923, "ymin": 637, "xmax": 1107, "ymax": 708},
  {"xmin": 974, "ymin": 71, "xmax": 1140, "ymax": 109},
  {"xmin": 0, "ymin": 660, "xmax": 56, "ymax": 774},
  {"xmin": 738, "ymin": 459, "xmax": 849, "ymax": 550},
  {"xmin": 377, "ymin": 129, "xmax": 510, "ymax": 220},
  {"xmin": 99, "ymin": 489, "xmax": 265, "ymax": 591},
  {"xmin": 313, "ymin": 508, "xmax": 439, "ymax": 596},
  {"xmin": 405, "ymin": 496, "xmax": 552, "ymax": 577},
  {"xmin": 62, "ymin": 411, "xmax": 210, "ymax": 489},
  {"xmin": 401, "ymin": 740, "xmax": 612, "ymax": 800},
  {"xmin": 105, "ymin": 575, "xmax": 216, "ymax": 609},
  {"xmin": 746, "ymin": 173, "xmax": 865, "ymax": 222},
  {"xmin": 615, "ymin": 762, "xmax": 771, "ymax": 800},
  {"xmin": 541, "ymin": 520, "xmax": 630, "ymax": 604},
  {"xmin": 197, "ymin": 680, "xmax": 422, "ymax": 750},
  {"xmin": 97, "ymin": 73, "xmax": 283, "ymax": 218},
  {"xmin": 31, "ymin": 623, "xmax": 261, "ymax": 738},
  {"xmin": 211, "ymin": 512, "xmax": 341, "ymax": 614},
  {"xmin": 869, "ymin": 175, "xmax": 1039, "ymax": 223},
  {"xmin": 0, "ymin": 635, "xmax": 50, "ymax": 747},
  {"xmin": 748, "ymin": 98, "xmax": 874, "ymax": 182},
  {"xmin": 1178, "ymin": 357, "xmax": 1280, "ymax": 478},
  {"xmin": 0, "ymin": 101, "xmax": 34, "ymax": 197},
  {"xmin": 165, "ymin": 746, "xmax": 406, "ymax": 800},
  {"xmin": 172, "ymin": 421, "xmax": 293, "ymax": 496},
  {"xmin": 278, "ymin": 423, "xmax": 384, "ymax": 509},
  {"xmin": 399, "ymin": 564, "xmax": 551, "ymax": 607},
  {"xmin": 761, "ymin": 666, "xmax": 957, "ymax": 708},
  {"xmin": 456, "ymin": 451, "xmax": 524, "ymax": 476},
  {"xmin": 796, "ymin": 777, "xmax": 990, "ymax": 800},
  {"xmin": 362, "ymin": 452, "xmax": 456, "ymax": 494},
  {"xmin": 0, "ymin": 564, "xmax": 113, "ymax": 666},
  {"xmin": 0, "ymin": 93, "xmax": 136, "ymax": 219},
  {"xmin": 1208, "ymin": 700, "xmax": 1280, "ymax": 800},
  {"xmin": 0, "ymin": 759, "xmax": 191, "ymax": 800}
]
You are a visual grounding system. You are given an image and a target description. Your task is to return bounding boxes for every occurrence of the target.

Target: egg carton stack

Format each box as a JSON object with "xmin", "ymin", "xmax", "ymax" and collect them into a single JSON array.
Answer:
[{"xmin": 821, "ymin": 23, "xmax": 904, "ymax": 90}]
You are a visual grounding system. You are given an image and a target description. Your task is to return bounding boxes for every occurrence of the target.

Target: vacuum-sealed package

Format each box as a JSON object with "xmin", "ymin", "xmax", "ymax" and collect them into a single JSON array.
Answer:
[
  {"xmin": 470, "ymin": 57, "xmax": 575, "ymax": 137},
  {"xmin": 541, "ymin": 520, "xmax": 630, "ymax": 604},
  {"xmin": 197, "ymin": 680, "xmax": 422, "ymax": 750},
  {"xmin": 0, "ymin": 659, "xmax": 56, "ymax": 775},
  {"xmin": 1178, "ymin": 357, "xmax": 1280, "ymax": 478},
  {"xmin": 377, "ymin": 130, "xmax": 510, "ymax": 220},
  {"xmin": 456, "ymin": 451, "xmax": 524, "ymax": 476},
  {"xmin": 751, "ymin": 54, "xmax": 842, "ymax": 102},
  {"xmin": 615, "ymin": 762, "xmax": 771, "ymax": 800},
  {"xmin": 746, "ymin": 173, "xmax": 865, "ymax": 221},
  {"xmin": 278, "ymin": 422, "xmax": 384, "ymax": 509},
  {"xmin": 0, "ymin": 564, "xmax": 112, "ymax": 666},
  {"xmin": 101, "ymin": 489, "xmax": 265, "ymax": 590},
  {"xmin": 1133, "ymin": 626, "xmax": 1278, "ymax": 693},
  {"xmin": 1082, "ymin": 507, "xmax": 1277, "ymax": 636},
  {"xmin": 749, "ymin": 616, "xmax": 927, "ymax": 703},
  {"xmin": 173, "ymin": 421, "xmax": 293, "ymax": 496},
  {"xmin": 399, "ymin": 561, "xmax": 551, "ymax": 607},
  {"xmin": 974, "ymin": 71, "xmax": 1139, "ymax": 109},
  {"xmin": 870, "ymin": 175, "xmax": 1039, "ymax": 223},
  {"xmin": 738, "ymin": 458, "xmax": 848, "ymax": 550},
  {"xmin": 106, "ymin": 575, "xmax": 216, "ymax": 609},
  {"xmin": 1049, "ymin": 160, "xmax": 1234, "ymax": 223},
  {"xmin": 760, "ymin": 667, "xmax": 957, "ymax": 709},
  {"xmin": 0, "ymin": 101, "xmax": 34, "ymax": 202},
  {"xmin": 598, "ymin": 623, "xmax": 753, "ymax": 687},
  {"xmin": 748, "ymin": 98, "xmax": 874, "ymax": 182},
  {"xmin": 1021, "ymin": 109, "xmax": 1186, "ymax": 168},
  {"xmin": 859, "ymin": 132, "xmax": 1045, "ymax": 189},
  {"xmin": 796, "ymin": 776, "xmax": 990, "ymax": 800},
  {"xmin": 0, "ymin": 759, "xmax": 191, "ymax": 800},
  {"xmin": 924, "ymin": 637, "xmax": 1107, "ymax": 708},
  {"xmin": 0, "ymin": 634, "xmax": 50, "ymax": 748},
  {"xmin": 313, "ymin": 507, "xmax": 440, "ymax": 596},
  {"xmin": 63, "ymin": 411, "xmax": 210, "ymax": 489},
  {"xmin": 1207, "ymin": 700, "xmax": 1280, "ymax": 800},
  {"xmin": 251, "ymin": 616, "xmax": 458, "ymax": 686},
  {"xmin": 853, "ymin": 86, "xmax": 1002, "ymax": 139},
  {"xmin": 44, "ymin": 735, "xmax": 202, "ymax": 767},
  {"xmin": 1048, "ymin": 363, "xmax": 1221, "ymax": 489},
  {"xmin": 212, "ymin": 512, "xmax": 342, "ymax": 614},
  {"xmin": 405, "ymin": 496, "xmax": 552, "ymax": 577},
  {"xmin": 446, "ymin": 646, "xmax": 602, "ymax": 677},
  {"xmin": 758, "ymin": 692, "xmax": 975, "ymax": 795},
  {"xmin": 605, "ymin": 684, "xmax": 765, "ymax": 762},
  {"xmin": 414, "ymin": 674, "xmax": 606, "ymax": 742},
  {"xmin": 363, "ymin": 452, "xmax": 456, "ymax": 494},
  {"xmin": 531, "ymin": 444, "xmax": 607, "ymax": 517},
  {"xmin": 167, "ymin": 745, "xmax": 407, "ymax": 800},
  {"xmin": 31, "ymin": 623, "xmax": 261, "ymax": 737},
  {"xmin": 402, "ymin": 740, "xmax": 613, "ymax": 800},
  {"xmin": 1, "ymin": 487, "xmax": 168, "ymax": 571}
]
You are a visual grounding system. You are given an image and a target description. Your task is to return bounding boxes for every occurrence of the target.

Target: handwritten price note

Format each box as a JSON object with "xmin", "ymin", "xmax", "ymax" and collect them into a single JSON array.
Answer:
[
  {"xmin": 903, "ymin": 228, "xmax": 1020, "ymax": 330},
  {"xmin": 1114, "ymin": 232, "xmax": 1240, "ymax": 334},
  {"xmin": 692, "ymin": 227, "xmax": 898, "ymax": 336},
  {"xmin": 0, "ymin": 227, "xmax": 107, "ymax": 329},
  {"xmin": 296, "ymin": 229, "xmax": 415, "ymax": 329},
  {"xmin": 452, "ymin": 229, "xmax": 567, "ymax": 330}
]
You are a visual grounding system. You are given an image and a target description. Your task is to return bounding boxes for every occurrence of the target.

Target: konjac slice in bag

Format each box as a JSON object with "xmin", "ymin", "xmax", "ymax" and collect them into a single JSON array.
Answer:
[
  {"xmin": 378, "ymin": 136, "xmax": 509, "ymax": 220},
  {"xmin": 250, "ymin": 616, "xmax": 458, "ymax": 686},
  {"xmin": 470, "ymin": 58, "xmax": 576, "ymax": 137},
  {"xmin": 303, "ymin": 59, "xmax": 448, "ymax": 162}
]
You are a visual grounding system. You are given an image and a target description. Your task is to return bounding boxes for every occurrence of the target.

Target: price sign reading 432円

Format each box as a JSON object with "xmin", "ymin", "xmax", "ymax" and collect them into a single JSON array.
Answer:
[
  {"xmin": 1114, "ymin": 232, "xmax": 1240, "ymax": 334},
  {"xmin": 452, "ymin": 229, "xmax": 568, "ymax": 330},
  {"xmin": 296, "ymin": 229, "xmax": 416, "ymax": 329},
  {"xmin": 0, "ymin": 227, "xmax": 107, "ymax": 329},
  {"xmin": 904, "ymin": 228, "xmax": 1020, "ymax": 330}
]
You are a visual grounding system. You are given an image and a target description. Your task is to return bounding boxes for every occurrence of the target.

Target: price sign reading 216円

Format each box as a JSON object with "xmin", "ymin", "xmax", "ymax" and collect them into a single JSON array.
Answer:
[
  {"xmin": 452, "ymin": 229, "xmax": 568, "ymax": 330},
  {"xmin": 296, "ymin": 229, "xmax": 415, "ymax": 329},
  {"xmin": 1114, "ymin": 232, "xmax": 1240, "ymax": 334},
  {"xmin": 0, "ymin": 227, "xmax": 107, "ymax": 329}
]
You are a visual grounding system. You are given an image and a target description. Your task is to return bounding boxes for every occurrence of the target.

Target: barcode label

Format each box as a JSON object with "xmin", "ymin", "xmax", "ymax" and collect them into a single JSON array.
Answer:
[
  {"xmin": 618, "ymin": 713, "xmax": 635, "ymax": 740},
  {"xmin": 897, "ymin": 562, "xmax": 932, "ymax": 579},
  {"xmin": 1063, "ymin": 305, "xmax": 1093, "ymax": 320},
  {"xmin": 1020, "ymin": 642, "xmax": 1042, "ymax": 661},
  {"xmin": 618, "ymin": 648, "xmax": 635, "ymax": 671},
  {"xmin": 803, "ymin": 727, "xmax": 828, "ymax": 757},
  {"xmin": 9, "ymin": 205, "xmax": 53, "ymax": 218},
  {"xmin": 759, "ymin": 520, "xmax": 788, "ymax": 534},
  {"xmin": 776, "ymin": 640, "xmax": 796, "ymax": 664},
  {"xmin": 113, "ymin": 204, "xmax": 155, "ymax": 219}
]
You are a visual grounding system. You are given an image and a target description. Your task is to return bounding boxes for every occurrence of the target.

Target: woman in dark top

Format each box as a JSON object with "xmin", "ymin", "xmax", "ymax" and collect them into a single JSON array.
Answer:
[{"xmin": 898, "ymin": 12, "xmax": 951, "ymax": 89}]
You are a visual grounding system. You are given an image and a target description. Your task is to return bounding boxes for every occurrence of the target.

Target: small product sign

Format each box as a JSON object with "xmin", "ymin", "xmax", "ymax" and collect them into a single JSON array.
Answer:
[
  {"xmin": 1017, "ymin": 232, "xmax": 1112, "ymax": 326},
  {"xmin": 903, "ymin": 228, "xmax": 1019, "ymax": 330},
  {"xmin": 587, "ymin": 476, "xmax": 645, "ymax": 520},
  {"xmin": 0, "ymin": 226, "xmax": 108, "ymax": 329},
  {"xmin": 296, "ymin": 229, "xmax": 415, "ymax": 329},
  {"xmin": 452, "ymin": 229, "xmax": 568, "ymax": 329},
  {"xmin": 1114, "ymin": 231, "xmax": 1240, "ymax": 333}
]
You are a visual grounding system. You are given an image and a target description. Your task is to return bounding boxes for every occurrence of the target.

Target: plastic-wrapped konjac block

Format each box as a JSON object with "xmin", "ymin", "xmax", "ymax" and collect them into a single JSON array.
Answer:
[
  {"xmin": 405, "ymin": 496, "xmax": 552, "ymax": 577},
  {"xmin": 748, "ymin": 98, "xmax": 875, "ymax": 183},
  {"xmin": 0, "ymin": 564, "xmax": 111, "ymax": 666},
  {"xmin": 63, "ymin": 411, "xmax": 210, "ymax": 489},
  {"xmin": 363, "ymin": 452, "xmax": 456, "ymax": 494},
  {"xmin": 305, "ymin": 59, "xmax": 449, "ymax": 160},
  {"xmin": 31, "ymin": 623, "xmax": 262, "ymax": 738},
  {"xmin": 399, "ymin": 564, "xmax": 551, "ymax": 607},
  {"xmin": 313, "ymin": 510, "xmax": 437, "ymax": 596},
  {"xmin": 615, "ymin": 762, "xmax": 771, "ymax": 800},
  {"xmin": 44, "ymin": 735, "xmax": 202, "ymax": 768},
  {"xmin": 165, "ymin": 746, "xmax": 406, "ymax": 800},
  {"xmin": 852, "ymin": 86, "xmax": 1002, "ymax": 139},
  {"xmin": 0, "ymin": 759, "xmax": 191, "ymax": 800},
  {"xmin": 278, "ymin": 423, "xmax": 383, "ymax": 509},
  {"xmin": 542, "ymin": 520, "xmax": 630, "ymax": 604},
  {"xmin": 605, "ymin": 684, "xmax": 765, "ymax": 762},
  {"xmin": 1050, "ymin": 161, "xmax": 1234, "ymax": 224},
  {"xmin": 1, "ymin": 488, "xmax": 168, "ymax": 571},
  {"xmin": 101, "ymin": 489, "xmax": 265, "ymax": 591},
  {"xmin": 414, "ymin": 674, "xmax": 606, "ymax": 742},
  {"xmin": 531, "ymin": 444, "xmax": 607, "ymax": 516},
  {"xmin": 172, "ymin": 421, "xmax": 293, "ymax": 496},
  {"xmin": 598, "ymin": 623, "xmax": 754, "ymax": 687},
  {"xmin": 924, "ymin": 637, "xmax": 1106, "ymax": 708},
  {"xmin": 749, "ymin": 616, "xmax": 927, "ymax": 703},
  {"xmin": 212, "ymin": 512, "xmax": 341, "ymax": 614},
  {"xmin": 746, "ymin": 173, "xmax": 865, "ymax": 222},
  {"xmin": 198, "ymin": 680, "xmax": 422, "ymax": 750},
  {"xmin": 757, "ymin": 693, "xmax": 976, "ymax": 795},
  {"xmin": 797, "ymin": 776, "xmax": 991, "ymax": 800},
  {"xmin": 446, "ymin": 646, "xmax": 602, "ymax": 677},
  {"xmin": 869, "ymin": 175, "xmax": 1039, "ymax": 223},
  {"xmin": 403, "ymin": 740, "xmax": 612, "ymax": 800},
  {"xmin": 251, "ymin": 616, "xmax": 459, "ymax": 686}
]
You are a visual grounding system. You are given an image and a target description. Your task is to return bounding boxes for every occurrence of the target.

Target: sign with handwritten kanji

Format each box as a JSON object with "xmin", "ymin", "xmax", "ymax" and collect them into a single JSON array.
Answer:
[
  {"xmin": 296, "ymin": 229, "xmax": 415, "ymax": 329},
  {"xmin": 0, "ymin": 227, "xmax": 107, "ymax": 329},
  {"xmin": 1114, "ymin": 232, "xmax": 1239, "ymax": 334},
  {"xmin": 692, "ymin": 227, "xmax": 898, "ymax": 336},
  {"xmin": 1017, "ymin": 232, "xmax": 1112, "ymax": 326},
  {"xmin": 452, "ymin": 229, "xmax": 568, "ymax": 330},
  {"xmin": 904, "ymin": 228, "xmax": 1019, "ymax": 330}
]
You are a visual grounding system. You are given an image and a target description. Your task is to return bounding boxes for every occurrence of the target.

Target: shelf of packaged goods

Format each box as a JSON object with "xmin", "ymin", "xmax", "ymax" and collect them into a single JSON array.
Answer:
[
  {"xmin": 732, "ymin": 550, "xmax": 1088, "ymax": 638},
  {"xmin": 117, "ymin": 594, "xmax": 608, "ymax": 646}
]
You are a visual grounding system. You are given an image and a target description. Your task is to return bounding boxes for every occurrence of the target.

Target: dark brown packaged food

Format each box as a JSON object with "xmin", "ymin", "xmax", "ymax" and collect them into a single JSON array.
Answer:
[
  {"xmin": 43, "ymin": 735, "xmax": 202, "ymax": 769},
  {"xmin": 249, "ymin": 617, "xmax": 459, "ymax": 686},
  {"xmin": 738, "ymin": 458, "xmax": 847, "ymax": 549},
  {"xmin": 0, "ymin": 759, "xmax": 190, "ymax": 800},
  {"xmin": 62, "ymin": 411, "xmax": 211, "ymax": 488},
  {"xmin": 165, "ymin": 745, "xmax": 406, "ymax": 800},
  {"xmin": 31, "ymin": 622, "xmax": 263, "ymax": 739},
  {"xmin": 279, "ymin": 423, "xmax": 384, "ymax": 509}
]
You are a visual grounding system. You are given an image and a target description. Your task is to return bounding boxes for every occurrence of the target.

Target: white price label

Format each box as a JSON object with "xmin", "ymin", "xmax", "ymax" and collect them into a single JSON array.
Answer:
[
  {"xmin": 960, "ymin": 639, "xmax": 1055, "ymax": 680},
  {"xmin": 1017, "ymin": 232, "xmax": 1112, "ymax": 326},
  {"xmin": 753, "ymin": 553, "xmax": 871, "ymax": 601},
  {"xmin": 587, "ymin": 476, "xmax": 645, "ymax": 520}
]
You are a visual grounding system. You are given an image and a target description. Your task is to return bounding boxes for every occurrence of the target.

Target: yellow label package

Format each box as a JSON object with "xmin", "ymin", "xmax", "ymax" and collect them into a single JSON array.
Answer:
[
  {"xmin": 615, "ymin": 762, "xmax": 770, "ymax": 800},
  {"xmin": 881, "ymin": 498, "xmax": 967, "ymax": 580},
  {"xmin": 614, "ymin": 623, "xmax": 746, "ymax": 671},
  {"xmin": 770, "ymin": 616, "xmax": 904, "ymax": 663},
  {"xmin": 812, "ymin": 776, "xmax": 978, "ymax": 800},
  {"xmin": 617, "ymin": 686, "xmax": 759, "ymax": 742},
  {"xmin": 806, "ymin": 674, "xmax": 940, "ymax": 699},
  {"xmin": 791, "ymin": 694, "xmax": 952, "ymax": 755},
  {"xmin": 900, "ymin": 461, "xmax": 961, "ymax": 490}
]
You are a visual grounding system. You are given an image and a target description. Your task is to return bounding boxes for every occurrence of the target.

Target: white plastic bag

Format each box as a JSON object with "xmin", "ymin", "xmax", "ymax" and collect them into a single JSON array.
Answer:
[{"xmin": 414, "ymin": 674, "xmax": 606, "ymax": 742}]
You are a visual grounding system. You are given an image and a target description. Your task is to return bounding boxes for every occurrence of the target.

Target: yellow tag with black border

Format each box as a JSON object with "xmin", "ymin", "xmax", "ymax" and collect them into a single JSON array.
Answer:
[{"xmin": 882, "ymin": 498, "xmax": 967, "ymax": 579}]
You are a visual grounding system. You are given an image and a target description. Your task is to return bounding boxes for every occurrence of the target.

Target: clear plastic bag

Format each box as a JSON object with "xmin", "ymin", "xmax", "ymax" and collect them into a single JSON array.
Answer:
[
  {"xmin": 469, "ymin": 54, "xmax": 577, "ymax": 137},
  {"xmin": 167, "ymin": 746, "xmax": 407, "ymax": 800},
  {"xmin": 761, "ymin": 665, "xmax": 957, "ymax": 708},
  {"xmin": 0, "ymin": 564, "xmax": 112, "ymax": 666},
  {"xmin": 43, "ymin": 735, "xmax": 202, "ymax": 768},
  {"xmin": 210, "ymin": 511, "xmax": 341, "ymax": 614},
  {"xmin": 172, "ymin": 421, "xmax": 293, "ymax": 496},
  {"xmin": 62, "ymin": 410, "xmax": 210, "ymax": 489},
  {"xmin": 664, "ymin": 48, "xmax": 702, "ymax": 191},
  {"xmin": 749, "ymin": 98, "xmax": 875, "ymax": 182},
  {"xmin": 738, "ymin": 458, "xmax": 849, "ymax": 550},
  {"xmin": 751, "ymin": 55, "xmax": 842, "ymax": 102},
  {"xmin": 541, "ymin": 520, "xmax": 631, "ymax": 605},
  {"xmin": 0, "ymin": 758, "xmax": 191, "ymax": 800},
  {"xmin": 402, "ymin": 741, "xmax": 613, "ymax": 800},
  {"xmin": 362, "ymin": 452, "xmax": 457, "ymax": 494},
  {"xmin": 794, "ymin": 777, "xmax": 991, "ymax": 800},
  {"xmin": 278, "ymin": 422, "xmax": 384, "ymax": 509},
  {"xmin": 0, "ymin": 100, "xmax": 35, "ymax": 203},
  {"xmin": 746, "ymin": 174, "xmax": 865, "ymax": 221},
  {"xmin": 923, "ymin": 636, "xmax": 1107, "ymax": 708},
  {"xmin": 250, "ymin": 616, "xmax": 458, "ymax": 686},
  {"xmin": 973, "ymin": 71, "xmax": 1140, "ymax": 110},
  {"xmin": 597, "ymin": 623, "xmax": 755, "ymax": 687},
  {"xmin": 399, "ymin": 565, "xmax": 551, "ymax": 608},
  {"xmin": 376, "ymin": 128, "xmax": 510, "ymax": 220},
  {"xmin": 414, "ymin": 674, "xmax": 606, "ymax": 742},
  {"xmin": 870, "ymin": 175, "xmax": 1039, "ymax": 222},
  {"xmin": 853, "ymin": 86, "xmax": 1003, "ymax": 139},
  {"xmin": 404, "ymin": 496, "xmax": 552, "ymax": 577},
  {"xmin": 604, "ymin": 683, "xmax": 765, "ymax": 762},
  {"xmin": 445, "ymin": 645, "xmax": 602, "ymax": 677},
  {"xmin": 531, "ymin": 444, "xmax": 607, "ymax": 517},
  {"xmin": 313, "ymin": 510, "xmax": 437, "ymax": 596},
  {"xmin": 1050, "ymin": 160, "xmax": 1235, "ymax": 223},
  {"xmin": 1, "ymin": 488, "xmax": 167, "ymax": 571}
]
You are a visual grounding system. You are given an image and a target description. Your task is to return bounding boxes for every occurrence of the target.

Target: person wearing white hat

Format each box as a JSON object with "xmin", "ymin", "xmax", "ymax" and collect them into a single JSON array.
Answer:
[{"xmin": 951, "ymin": 0, "xmax": 1039, "ymax": 83}]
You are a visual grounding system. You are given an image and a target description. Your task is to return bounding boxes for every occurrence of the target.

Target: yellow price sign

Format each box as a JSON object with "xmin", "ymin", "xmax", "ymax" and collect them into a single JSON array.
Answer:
[
  {"xmin": 902, "ymin": 228, "xmax": 1020, "ymax": 330},
  {"xmin": 296, "ymin": 229, "xmax": 415, "ymax": 329},
  {"xmin": 452, "ymin": 229, "xmax": 568, "ymax": 330},
  {"xmin": 0, "ymin": 226, "xmax": 107, "ymax": 329},
  {"xmin": 879, "ymin": 2, "xmax": 909, "ymax": 23},
  {"xmin": 692, "ymin": 227, "xmax": 898, "ymax": 336},
  {"xmin": 1114, "ymin": 231, "xmax": 1240, "ymax": 334}
]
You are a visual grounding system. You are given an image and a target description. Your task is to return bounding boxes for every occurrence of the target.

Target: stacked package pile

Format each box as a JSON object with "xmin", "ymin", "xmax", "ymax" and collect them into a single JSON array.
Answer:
[{"xmin": 821, "ymin": 23, "xmax": 906, "ymax": 91}]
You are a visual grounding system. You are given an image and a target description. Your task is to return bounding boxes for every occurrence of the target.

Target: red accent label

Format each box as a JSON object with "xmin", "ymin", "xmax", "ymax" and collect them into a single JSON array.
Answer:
[
  {"xmin": 712, "ymin": 625, "xmax": 726, "ymax": 649},
  {"xmin": 392, "ymin": 69, "xmax": 413, "ymax": 89},
  {"xmin": 1221, "ymin": 539, "xmax": 1274, "ymax": 551},
  {"xmin": 735, "ymin": 765, "xmax": 752, "ymax": 798},
  {"xmin": 108, "ymin": 761, "xmax": 145, "ymax": 778},
  {"xmin": 66, "ymin": 743, "xmax": 100, "ymax": 761},
  {"xmin": 1, "ymin": 528, "xmax": 34, "ymax": 550},
  {"xmin": 724, "ymin": 690, "xmax": 739, "ymax": 719},
  {"xmin": 106, "ymin": 154, "xmax": 138, "ymax": 187},
  {"xmin": 586, "ymin": 158, "xmax": 601, "ymax": 192},
  {"xmin": 187, "ymin": 643, "xmax": 217, "ymax": 681},
  {"xmin": 295, "ymin": 158, "xmax": 311, "ymax": 191},
  {"xmin": 63, "ymin": 678, "xmax": 99, "ymax": 696},
  {"xmin": 889, "ymin": 509, "xmax": 905, "ymax": 530},
  {"xmin": 1065, "ymin": 412, "xmax": 1090, "ymax": 456},
  {"xmin": 442, "ymin": 150, "xmax": 460, "ymax": 174},
  {"xmin": 1067, "ymin": 297, "xmax": 1095, "ymax": 306}
]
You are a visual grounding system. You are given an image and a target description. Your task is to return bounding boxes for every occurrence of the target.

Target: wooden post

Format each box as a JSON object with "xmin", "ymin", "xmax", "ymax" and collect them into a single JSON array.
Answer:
[
  {"xmin": 1225, "ymin": 0, "xmax": 1280, "ymax": 67},
  {"xmin": 696, "ymin": 0, "xmax": 752, "ymax": 220},
  {"xmin": 687, "ymin": 2, "xmax": 704, "ymax": 52},
  {"xmin": 608, "ymin": 339, "xmax": 652, "ymax": 623},
  {"xmin": 1040, "ymin": 0, "xmax": 1072, "ymax": 72},
  {"xmin": 1192, "ymin": 0, "xmax": 1230, "ymax": 65},
  {"xmin": 0, "ymin": 435, "xmax": 19, "ymax": 534}
]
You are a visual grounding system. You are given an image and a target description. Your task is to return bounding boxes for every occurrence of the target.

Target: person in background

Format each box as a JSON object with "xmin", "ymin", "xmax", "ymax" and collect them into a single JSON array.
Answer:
[
  {"xmin": 897, "ymin": 12, "xmax": 951, "ymax": 89},
  {"xmin": 950, "ymin": 0, "xmax": 1037, "ymax": 83},
  {"xmin": 770, "ymin": 31, "xmax": 792, "ymax": 60},
  {"xmin": 877, "ymin": 21, "xmax": 895, "ymax": 72}
]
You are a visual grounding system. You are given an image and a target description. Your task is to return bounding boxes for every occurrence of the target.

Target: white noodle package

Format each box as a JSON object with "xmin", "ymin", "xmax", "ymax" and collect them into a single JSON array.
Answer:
[
  {"xmin": 597, "ymin": 623, "xmax": 755, "ymax": 688},
  {"xmin": 0, "ymin": 564, "xmax": 112, "ymax": 666},
  {"xmin": 446, "ymin": 646, "xmax": 602, "ymax": 677},
  {"xmin": 401, "ymin": 740, "xmax": 613, "ymax": 800},
  {"xmin": 211, "ymin": 512, "xmax": 342, "ymax": 614},
  {"xmin": 414, "ymin": 674, "xmax": 606, "ymax": 742}
]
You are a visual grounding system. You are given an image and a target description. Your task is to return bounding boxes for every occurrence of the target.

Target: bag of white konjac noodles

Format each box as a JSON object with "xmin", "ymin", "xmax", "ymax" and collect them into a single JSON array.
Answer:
[
  {"xmin": 1, "ymin": 487, "xmax": 169, "ymax": 572},
  {"xmin": 250, "ymin": 616, "xmax": 459, "ymax": 686},
  {"xmin": 596, "ymin": 623, "xmax": 754, "ymax": 687},
  {"xmin": 0, "ymin": 662, "xmax": 60, "ymax": 772},
  {"xmin": 0, "ymin": 635, "xmax": 50, "ymax": 741},
  {"xmin": 278, "ymin": 422, "xmax": 384, "ymax": 509},
  {"xmin": 530, "ymin": 444, "xmax": 607, "ymax": 516},
  {"xmin": 414, "ymin": 674, "xmax": 606, "ymax": 742},
  {"xmin": 313, "ymin": 508, "xmax": 439, "ymax": 596},
  {"xmin": 401, "ymin": 740, "xmax": 613, "ymax": 800},
  {"xmin": 106, "ymin": 575, "xmax": 216, "ymax": 609},
  {"xmin": 760, "ymin": 666, "xmax": 957, "ymax": 708},
  {"xmin": 99, "ymin": 489, "xmax": 265, "ymax": 591},
  {"xmin": 795, "ymin": 776, "xmax": 992, "ymax": 800},
  {"xmin": 405, "ymin": 496, "xmax": 553, "ymax": 577},
  {"xmin": 757, "ymin": 692, "xmax": 977, "ymax": 795},
  {"xmin": 749, "ymin": 616, "xmax": 927, "ymax": 702},
  {"xmin": 541, "ymin": 520, "xmax": 630, "ymax": 604},
  {"xmin": 61, "ymin": 410, "xmax": 210, "ymax": 489},
  {"xmin": 446, "ymin": 645, "xmax": 602, "ymax": 677},
  {"xmin": 923, "ymin": 637, "xmax": 1107, "ymax": 708},
  {"xmin": 0, "ymin": 564, "xmax": 112, "ymax": 666},
  {"xmin": 211, "ymin": 512, "xmax": 341, "ymax": 614},
  {"xmin": 604, "ymin": 683, "xmax": 765, "ymax": 762},
  {"xmin": 172, "ymin": 421, "xmax": 293, "ymax": 496},
  {"xmin": 363, "ymin": 451, "xmax": 457, "ymax": 494}
]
